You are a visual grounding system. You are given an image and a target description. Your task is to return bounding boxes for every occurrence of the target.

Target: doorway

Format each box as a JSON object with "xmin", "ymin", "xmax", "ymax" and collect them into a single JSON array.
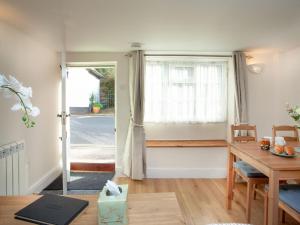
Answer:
[
  {"xmin": 43, "ymin": 63, "xmax": 117, "ymax": 195},
  {"xmin": 67, "ymin": 66, "xmax": 116, "ymax": 172},
  {"xmin": 42, "ymin": 64, "xmax": 117, "ymax": 194}
]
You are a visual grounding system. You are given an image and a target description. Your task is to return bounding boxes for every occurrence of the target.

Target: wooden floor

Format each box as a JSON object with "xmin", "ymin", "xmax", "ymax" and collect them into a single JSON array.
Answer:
[{"xmin": 114, "ymin": 178, "xmax": 300, "ymax": 225}]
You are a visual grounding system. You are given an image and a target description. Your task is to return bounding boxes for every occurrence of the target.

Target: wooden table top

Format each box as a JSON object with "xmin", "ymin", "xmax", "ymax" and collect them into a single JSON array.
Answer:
[
  {"xmin": 0, "ymin": 192, "xmax": 186, "ymax": 225},
  {"xmin": 230, "ymin": 142, "xmax": 300, "ymax": 171}
]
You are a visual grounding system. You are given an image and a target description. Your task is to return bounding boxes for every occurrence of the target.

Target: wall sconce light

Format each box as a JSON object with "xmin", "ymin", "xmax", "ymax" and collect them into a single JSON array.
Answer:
[
  {"xmin": 246, "ymin": 56, "xmax": 264, "ymax": 74},
  {"xmin": 130, "ymin": 42, "xmax": 143, "ymax": 49}
]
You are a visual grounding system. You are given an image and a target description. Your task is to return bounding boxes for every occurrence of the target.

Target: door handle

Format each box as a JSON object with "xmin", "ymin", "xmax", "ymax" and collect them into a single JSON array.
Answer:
[
  {"xmin": 57, "ymin": 112, "xmax": 71, "ymax": 125},
  {"xmin": 57, "ymin": 113, "xmax": 71, "ymax": 118}
]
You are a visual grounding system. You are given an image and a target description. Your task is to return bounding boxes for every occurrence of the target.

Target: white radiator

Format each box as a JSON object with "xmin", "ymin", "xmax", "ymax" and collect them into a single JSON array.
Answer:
[{"xmin": 0, "ymin": 140, "xmax": 27, "ymax": 196}]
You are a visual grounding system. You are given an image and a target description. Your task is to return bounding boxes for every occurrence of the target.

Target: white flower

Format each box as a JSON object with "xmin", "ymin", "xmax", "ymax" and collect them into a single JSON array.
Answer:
[
  {"xmin": 0, "ymin": 74, "xmax": 40, "ymax": 127},
  {"xmin": 0, "ymin": 74, "xmax": 8, "ymax": 86},
  {"xmin": 22, "ymin": 97, "xmax": 32, "ymax": 107},
  {"xmin": 29, "ymin": 107, "xmax": 40, "ymax": 117},
  {"xmin": 12, "ymin": 97, "xmax": 40, "ymax": 117},
  {"xmin": 2, "ymin": 88, "xmax": 12, "ymax": 98},
  {"xmin": 8, "ymin": 75, "xmax": 22, "ymax": 92},
  {"xmin": 11, "ymin": 103, "xmax": 22, "ymax": 111},
  {"xmin": 295, "ymin": 107, "xmax": 300, "ymax": 115},
  {"xmin": 19, "ymin": 86, "xmax": 32, "ymax": 98}
]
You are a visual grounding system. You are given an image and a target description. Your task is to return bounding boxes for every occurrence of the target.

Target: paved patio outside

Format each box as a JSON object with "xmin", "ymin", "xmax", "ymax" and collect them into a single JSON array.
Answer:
[{"xmin": 70, "ymin": 115, "xmax": 115, "ymax": 163}]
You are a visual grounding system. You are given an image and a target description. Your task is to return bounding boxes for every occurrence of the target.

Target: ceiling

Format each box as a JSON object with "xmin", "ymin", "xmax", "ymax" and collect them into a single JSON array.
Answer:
[{"xmin": 1, "ymin": 0, "xmax": 300, "ymax": 52}]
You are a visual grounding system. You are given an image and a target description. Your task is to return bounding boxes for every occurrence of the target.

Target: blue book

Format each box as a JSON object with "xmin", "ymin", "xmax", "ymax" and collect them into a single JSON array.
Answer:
[{"xmin": 15, "ymin": 194, "xmax": 89, "ymax": 225}]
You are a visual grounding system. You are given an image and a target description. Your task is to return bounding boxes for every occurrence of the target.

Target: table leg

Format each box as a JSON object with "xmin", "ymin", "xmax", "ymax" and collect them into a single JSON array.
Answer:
[
  {"xmin": 268, "ymin": 171, "xmax": 279, "ymax": 225},
  {"xmin": 226, "ymin": 146, "xmax": 234, "ymax": 209},
  {"xmin": 246, "ymin": 180, "xmax": 254, "ymax": 223}
]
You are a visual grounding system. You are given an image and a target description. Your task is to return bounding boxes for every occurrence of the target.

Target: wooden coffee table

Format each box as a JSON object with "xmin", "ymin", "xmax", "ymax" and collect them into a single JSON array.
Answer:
[{"xmin": 0, "ymin": 192, "xmax": 186, "ymax": 225}]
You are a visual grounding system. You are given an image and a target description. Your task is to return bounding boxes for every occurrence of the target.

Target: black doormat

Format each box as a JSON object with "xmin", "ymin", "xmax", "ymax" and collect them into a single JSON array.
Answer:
[{"xmin": 43, "ymin": 172, "xmax": 115, "ymax": 191}]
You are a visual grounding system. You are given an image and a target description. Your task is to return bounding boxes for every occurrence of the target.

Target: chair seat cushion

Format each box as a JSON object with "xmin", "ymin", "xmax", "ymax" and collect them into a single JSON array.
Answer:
[
  {"xmin": 279, "ymin": 184, "xmax": 300, "ymax": 213},
  {"xmin": 234, "ymin": 161, "xmax": 267, "ymax": 178}
]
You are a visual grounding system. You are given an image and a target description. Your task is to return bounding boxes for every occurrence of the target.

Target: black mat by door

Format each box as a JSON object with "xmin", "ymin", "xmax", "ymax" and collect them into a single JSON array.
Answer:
[{"xmin": 43, "ymin": 172, "xmax": 115, "ymax": 191}]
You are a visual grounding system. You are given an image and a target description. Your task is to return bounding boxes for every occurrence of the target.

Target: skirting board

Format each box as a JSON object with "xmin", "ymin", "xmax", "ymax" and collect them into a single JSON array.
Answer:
[
  {"xmin": 146, "ymin": 168, "xmax": 227, "ymax": 178},
  {"xmin": 26, "ymin": 165, "xmax": 61, "ymax": 194}
]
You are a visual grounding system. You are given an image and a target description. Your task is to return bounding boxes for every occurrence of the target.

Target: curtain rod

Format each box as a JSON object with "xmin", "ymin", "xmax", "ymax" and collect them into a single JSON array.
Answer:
[{"xmin": 144, "ymin": 54, "xmax": 232, "ymax": 58}]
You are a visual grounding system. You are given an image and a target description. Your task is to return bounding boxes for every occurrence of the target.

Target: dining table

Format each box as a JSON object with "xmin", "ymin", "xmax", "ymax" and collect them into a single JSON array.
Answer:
[
  {"xmin": 226, "ymin": 141, "xmax": 300, "ymax": 225},
  {"xmin": 0, "ymin": 192, "xmax": 186, "ymax": 225}
]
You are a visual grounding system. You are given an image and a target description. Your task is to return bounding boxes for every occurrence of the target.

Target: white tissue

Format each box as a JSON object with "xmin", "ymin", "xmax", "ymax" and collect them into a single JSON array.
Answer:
[
  {"xmin": 105, "ymin": 180, "xmax": 121, "ymax": 196},
  {"xmin": 275, "ymin": 136, "xmax": 286, "ymax": 146}
]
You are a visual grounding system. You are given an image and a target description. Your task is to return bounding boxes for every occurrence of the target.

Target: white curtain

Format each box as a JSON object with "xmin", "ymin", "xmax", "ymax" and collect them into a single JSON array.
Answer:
[
  {"xmin": 144, "ymin": 59, "xmax": 227, "ymax": 123},
  {"xmin": 123, "ymin": 50, "xmax": 145, "ymax": 180}
]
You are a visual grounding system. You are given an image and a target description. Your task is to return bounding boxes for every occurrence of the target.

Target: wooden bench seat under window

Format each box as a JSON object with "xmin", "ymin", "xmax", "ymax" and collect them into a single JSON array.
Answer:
[{"xmin": 145, "ymin": 140, "xmax": 227, "ymax": 148}]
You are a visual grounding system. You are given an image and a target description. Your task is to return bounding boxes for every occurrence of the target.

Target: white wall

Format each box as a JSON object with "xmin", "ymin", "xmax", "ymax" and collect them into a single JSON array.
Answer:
[
  {"xmin": 0, "ymin": 21, "xmax": 61, "ymax": 193},
  {"xmin": 146, "ymin": 147, "xmax": 227, "ymax": 178},
  {"xmin": 68, "ymin": 68, "xmax": 99, "ymax": 107},
  {"xmin": 247, "ymin": 47, "xmax": 300, "ymax": 137},
  {"xmin": 66, "ymin": 52, "xmax": 130, "ymax": 171}
]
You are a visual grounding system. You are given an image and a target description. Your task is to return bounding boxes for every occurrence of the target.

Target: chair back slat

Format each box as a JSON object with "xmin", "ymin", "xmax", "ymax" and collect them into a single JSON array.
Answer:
[
  {"xmin": 233, "ymin": 136, "xmax": 256, "ymax": 142},
  {"xmin": 231, "ymin": 124, "xmax": 256, "ymax": 131},
  {"xmin": 231, "ymin": 124, "xmax": 257, "ymax": 143},
  {"xmin": 272, "ymin": 125, "xmax": 299, "ymax": 143},
  {"xmin": 283, "ymin": 136, "xmax": 299, "ymax": 142}
]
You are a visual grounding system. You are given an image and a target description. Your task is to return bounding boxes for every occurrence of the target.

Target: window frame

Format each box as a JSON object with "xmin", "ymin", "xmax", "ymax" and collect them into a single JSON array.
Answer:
[{"xmin": 144, "ymin": 56, "xmax": 229, "ymax": 124}]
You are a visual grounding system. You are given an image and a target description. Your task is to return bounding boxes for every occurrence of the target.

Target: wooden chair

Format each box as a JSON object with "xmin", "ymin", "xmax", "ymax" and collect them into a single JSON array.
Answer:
[
  {"xmin": 231, "ymin": 124, "xmax": 269, "ymax": 224},
  {"xmin": 262, "ymin": 185, "xmax": 300, "ymax": 225},
  {"xmin": 272, "ymin": 125, "xmax": 300, "ymax": 184},
  {"xmin": 272, "ymin": 125, "xmax": 299, "ymax": 144},
  {"xmin": 280, "ymin": 202, "xmax": 300, "ymax": 224},
  {"xmin": 252, "ymin": 126, "xmax": 299, "ymax": 225},
  {"xmin": 231, "ymin": 124, "xmax": 257, "ymax": 143}
]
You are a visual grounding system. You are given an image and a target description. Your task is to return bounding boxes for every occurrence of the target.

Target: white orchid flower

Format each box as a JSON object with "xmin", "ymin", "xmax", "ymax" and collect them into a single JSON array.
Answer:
[
  {"xmin": 0, "ymin": 74, "xmax": 8, "ymax": 86},
  {"xmin": 21, "ymin": 98, "xmax": 33, "ymax": 109},
  {"xmin": 5, "ymin": 76, "xmax": 31, "ymax": 99},
  {"xmin": 0, "ymin": 74, "xmax": 40, "ymax": 128},
  {"xmin": 29, "ymin": 107, "xmax": 40, "ymax": 117},
  {"xmin": 19, "ymin": 86, "xmax": 32, "ymax": 99},
  {"xmin": 8, "ymin": 75, "xmax": 22, "ymax": 91},
  {"xmin": 11, "ymin": 103, "xmax": 23, "ymax": 111},
  {"xmin": 2, "ymin": 88, "xmax": 12, "ymax": 98},
  {"xmin": 11, "ymin": 101, "xmax": 39, "ymax": 117}
]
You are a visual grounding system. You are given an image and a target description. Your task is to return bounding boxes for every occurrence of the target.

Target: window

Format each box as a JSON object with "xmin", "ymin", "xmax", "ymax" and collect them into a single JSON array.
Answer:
[{"xmin": 144, "ymin": 57, "xmax": 228, "ymax": 123}]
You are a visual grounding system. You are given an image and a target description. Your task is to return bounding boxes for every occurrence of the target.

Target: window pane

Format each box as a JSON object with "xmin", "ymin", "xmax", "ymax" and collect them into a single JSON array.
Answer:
[{"xmin": 144, "ymin": 59, "xmax": 227, "ymax": 123}]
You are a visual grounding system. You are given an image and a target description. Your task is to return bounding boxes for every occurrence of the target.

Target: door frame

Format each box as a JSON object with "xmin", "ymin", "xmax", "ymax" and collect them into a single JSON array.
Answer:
[
  {"xmin": 60, "ymin": 52, "xmax": 70, "ymax": 195},
  {"xmin": 64, "ymin": 62, "xmax": 117, "ymax": 173}
]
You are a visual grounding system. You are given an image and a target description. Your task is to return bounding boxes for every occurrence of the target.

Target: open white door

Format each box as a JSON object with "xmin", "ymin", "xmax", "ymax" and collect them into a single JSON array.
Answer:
[{"xmin": 58, "ymin": 53, "xmax": 71, "ymax": 195}]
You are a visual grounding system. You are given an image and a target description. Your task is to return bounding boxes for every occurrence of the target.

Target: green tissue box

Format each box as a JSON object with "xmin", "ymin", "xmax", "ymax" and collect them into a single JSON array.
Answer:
[{"xmin": 98, "ymin": 184, "xmax": 128, "ymax": 225}]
